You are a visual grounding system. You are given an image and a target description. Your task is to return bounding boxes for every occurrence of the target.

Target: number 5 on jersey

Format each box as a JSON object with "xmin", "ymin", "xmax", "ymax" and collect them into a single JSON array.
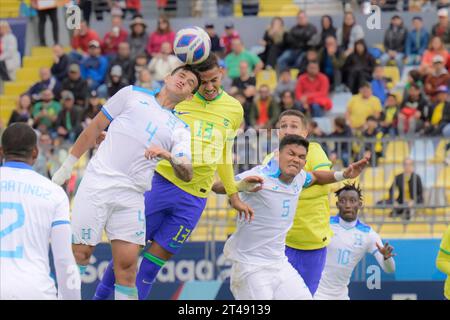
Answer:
[{"xmin": 281, "ymin": 199, "xmax": 290, "ymax": 218}]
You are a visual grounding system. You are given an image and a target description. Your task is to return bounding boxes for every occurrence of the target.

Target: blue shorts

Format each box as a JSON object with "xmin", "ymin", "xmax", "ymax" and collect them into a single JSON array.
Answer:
[
  {"xmin": 144, "ymin": 172, "xmax": 207, "ymax": 254},
  {"xmin": 285, "ymin": 246, "xmax": 328, "ymax": 296}
]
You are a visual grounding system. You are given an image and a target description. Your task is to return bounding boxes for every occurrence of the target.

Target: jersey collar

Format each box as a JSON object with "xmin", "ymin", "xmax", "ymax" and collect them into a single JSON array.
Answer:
[
  {"xmin": 338, "ymin": 216, "xmax": 358, "ymax": 229},
  {"xmin": 195, "ymin": 88, "xmax": 224, "ymax": 102},
  {"xmin": 3, "ymin": 161, "xmax": 34, "ymax": 171}
]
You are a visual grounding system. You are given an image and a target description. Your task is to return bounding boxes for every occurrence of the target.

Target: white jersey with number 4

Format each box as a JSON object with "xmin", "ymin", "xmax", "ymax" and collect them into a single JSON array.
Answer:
[
  {"xmin": 315, "ymin": 215, "xmax": 396, "ymax": 300},
  {"xmin": 0, "ymin": 162, "xmax": 72, "ymax": 299},
  {"xmin": 89, "ymin": 85, "xmax": 191, "ymax": 193}
]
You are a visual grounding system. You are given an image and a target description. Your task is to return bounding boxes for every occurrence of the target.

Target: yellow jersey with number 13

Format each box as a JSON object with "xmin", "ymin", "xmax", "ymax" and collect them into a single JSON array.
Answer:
[{"xmin": 156, "ymin": 91, "xmax": 243, "ymax": 198}]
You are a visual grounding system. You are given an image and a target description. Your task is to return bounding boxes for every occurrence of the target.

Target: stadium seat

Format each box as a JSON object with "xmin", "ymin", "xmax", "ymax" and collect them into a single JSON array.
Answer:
[
  {"xmin": 360, "ymin": 167, "xmax": 387, "ymax": 191},
  {"xmin": 429, "ymin": 139, "xmax": 449, "ymax": 164},
  {"xmin": 290, "ymin": 68, "xmax": 299, "ymax": 80},
  {"xmin": 379, "ymin": 140, "xmax": 410, "ymax": 164},
  {"xmin": 435, "ymin": 166, "xmax": 450, "ymax": 189},
  {"xmin": 383, "ymin": 66, "xmax": 400, "ymax": 90},
  {"xmin": 410, "ymin": 139, "xmax": 435, "ymax": 162},
  {"xmin": 23, "ymin": 56, "xmax": 53, "ymax": 68},
  {"xmin": 433, "ymin": 224, "xmax": 449, "ymax": 237},
  {"xmin": 330, "ymin": 92, "xmax": 352, "ymax": 115},
  {"xmin": 16, "ymin": 68, "xmax": 41, "ymax": 82},
  {"xmin": 379, "ymin": 224, "xmax": 406, "ymax": 237},
  {"xmin": 406, "ymin": 223, "xmax": 432, "ymax": 234},
  {"xmin": 255, "ymin": 69, "xmax": 278, "ymax": 91},
  {"xmin": 4, "ymin": 82, "xmax": 34, "ymax": 96},
  {"xmin": 312, "ymin": 117, "xmax": 333, "ymax": 135}
]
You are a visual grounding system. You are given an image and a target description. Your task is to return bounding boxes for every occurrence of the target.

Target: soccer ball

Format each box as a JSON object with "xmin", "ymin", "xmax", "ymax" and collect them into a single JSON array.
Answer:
[{"xmin": 173, "ymin": 26, "xmax": 211, "ymax": 65}]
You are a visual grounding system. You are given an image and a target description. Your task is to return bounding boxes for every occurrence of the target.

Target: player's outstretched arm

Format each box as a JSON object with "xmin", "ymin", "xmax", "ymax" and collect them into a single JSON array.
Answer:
[
  {"xmin": 308, "ymin": 154, "xmax": 370, "ymax": 186},
  {"xmin": 145, "ymin": 145, "xmax": 193, "ymax": 182},
  {"xmin": 51, "ymin": 224, "xmax": 81, "ymax": 300},
  {"xmin": 52, "ymin": 112, "xmax": 111, "ymax": 185},
  {"xmin": 374, "ymin": 242, "xmax": 396, "ymax": 273},
  {"xmin": 212, "ymin": 176, "xmax": 264, "ymax": 194}
]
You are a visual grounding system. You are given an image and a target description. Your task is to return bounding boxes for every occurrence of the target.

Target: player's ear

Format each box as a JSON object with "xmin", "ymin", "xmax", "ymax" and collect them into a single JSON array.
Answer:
[
  {"xmin": 0, "ymin": 146, "xmax": 3, "ymax": 158},
  {"xmin": 31, "ymin": 145, "xmax": 39, "ymax": 161}
]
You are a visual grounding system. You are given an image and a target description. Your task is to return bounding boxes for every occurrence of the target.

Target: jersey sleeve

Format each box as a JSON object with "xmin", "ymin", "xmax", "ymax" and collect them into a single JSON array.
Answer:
[
  {"xmin": 369, "ymin": 230, "xmax": 396, "ymax": 273},
  {"xmin": 367, "ymin": 229, "xmax": 382, "ymax": 256},
  {"xmin": 303, "ymin": 172, "xmax": 313, "ymax": 188},
  {"xmin": 437, "ymin": 226, "xmax": 450, "ymax": 276},
  {"xmin": 306, "ymin": 144, "xmax": 332, "ymax": 172},
  {"xmin": 52, "ymin": 188, "xmax": 71, "ymax": 228},
  {"xmin": 170, "ymin": 125, "xmax": 192, "ymax": 163},
  {"xmin": 101, "ymin": 85, "xmax": 132, "ymax": 121}
]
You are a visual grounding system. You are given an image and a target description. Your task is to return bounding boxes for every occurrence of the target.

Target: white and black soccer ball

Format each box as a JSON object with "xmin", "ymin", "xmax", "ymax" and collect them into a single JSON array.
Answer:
[{"xmin": 173, "ymin": 26, "xmax": 211, "ymax": 65}]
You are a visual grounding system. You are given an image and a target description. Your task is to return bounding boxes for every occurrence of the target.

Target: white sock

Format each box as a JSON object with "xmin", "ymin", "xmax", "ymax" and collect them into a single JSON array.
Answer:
[{"xmin": 114, "ymin": 284, "xmax": 138, "ymax": 300}]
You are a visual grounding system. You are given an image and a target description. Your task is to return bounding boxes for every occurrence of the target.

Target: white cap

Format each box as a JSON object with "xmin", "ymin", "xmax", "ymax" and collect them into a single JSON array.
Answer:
[{"xmin": 438, "ymin": 8, "xmax": 448, "ymax": 17}]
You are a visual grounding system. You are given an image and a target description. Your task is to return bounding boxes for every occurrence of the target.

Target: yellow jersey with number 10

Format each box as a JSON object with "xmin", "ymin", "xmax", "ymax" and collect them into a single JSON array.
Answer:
[{"xmin": 156, "ymin": 91, "xmax": 243, "ymax": 198}]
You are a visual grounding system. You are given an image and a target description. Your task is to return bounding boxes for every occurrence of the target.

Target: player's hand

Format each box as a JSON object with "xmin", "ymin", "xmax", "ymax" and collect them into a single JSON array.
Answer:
[
  {"xmin": 237, "ymin": 176, "xmax": 264, "ymax": 193},
  {"xmin": 145, "ymin": 145, "xmax": 171, "ymax": 161},
  {"xmin": 376, "ymin": 242, "xmax": 396, "ymax": 260},
  {"xmin": 343, "ymin": 153, "xmax": 371, "ymax": 179},
  {"xmin": 230, "ymin": 195, "xmax": 255, "ymax": 222}
]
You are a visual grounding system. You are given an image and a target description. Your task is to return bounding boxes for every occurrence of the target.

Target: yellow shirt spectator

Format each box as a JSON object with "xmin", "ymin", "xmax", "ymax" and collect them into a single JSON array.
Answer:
[{"xmin": 346, "ymin": 94, "xmax": 382, "ymax": 129}]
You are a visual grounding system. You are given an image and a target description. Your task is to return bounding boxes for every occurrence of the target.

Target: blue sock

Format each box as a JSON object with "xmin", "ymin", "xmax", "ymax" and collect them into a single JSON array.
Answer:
[
  {"xmin": 93, "ymin": 260, "xmax": 115, "ymax": 300},
  {"xmin": 136, "ymin": 252, "xmax": 165, "ymax": 300}
]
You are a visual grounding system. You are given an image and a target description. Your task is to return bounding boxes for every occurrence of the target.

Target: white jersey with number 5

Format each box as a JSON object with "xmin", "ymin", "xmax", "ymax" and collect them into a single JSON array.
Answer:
[
  {"xmin": 224, "ymin": 165, "xmax": 310, "ymax": 265},
  {"xmin": 89, "ymin": 85, "xmax": 191, "ymax": 193},
  {"xmin": 0, "ymin": 162, "xmax": 71, "ymax": 299},
  {"xmin": 315, "ymin": 215, "xmax": 395, "ymax": 300}
]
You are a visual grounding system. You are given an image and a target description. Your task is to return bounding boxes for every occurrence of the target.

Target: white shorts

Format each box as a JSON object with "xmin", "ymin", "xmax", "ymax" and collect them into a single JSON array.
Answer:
[
  {"xmin": 0, "ymin": 277, "xmax": 57, "ymax": 300},
  {"xmin": 71, "ymin": 173, "xmax": 146, "ymax": 246},
  {"xmin": 229, "ymin": 259, "xmax": 312, "ymax": 300}
]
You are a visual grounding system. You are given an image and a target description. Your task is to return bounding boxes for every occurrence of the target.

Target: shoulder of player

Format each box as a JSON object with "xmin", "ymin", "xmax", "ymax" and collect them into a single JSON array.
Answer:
[
  {"xmin": 218, "ymin": 91, "xmax": 244, "ymax": 115},
  {"xmin": 355, "ymin": 219, "xmax": 372, "ymax": 234},
  {"xmin": 306, "ymin": 142, "xmax": 331, "ymax": 169}
]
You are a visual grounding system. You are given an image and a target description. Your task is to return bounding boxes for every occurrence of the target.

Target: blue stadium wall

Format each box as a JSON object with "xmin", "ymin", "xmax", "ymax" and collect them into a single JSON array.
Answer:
[{"xmin": 70, "ymin": 239, "xmax": 446, "ymax": 300}]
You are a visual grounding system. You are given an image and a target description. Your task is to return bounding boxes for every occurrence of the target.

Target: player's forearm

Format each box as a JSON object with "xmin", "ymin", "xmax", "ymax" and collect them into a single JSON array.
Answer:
[
  {"xmin": 374, "ymin": 252, "xmax": 396, "ymax": 273},
  {"xmin": 51, "ymin": 225, "xmax": 81, "ymax": 300},
  {"xmin": 212, "ymin": 181, "xmax": 227, "ymax": 194},
  {"xmin": 169, "ymin": 159, "xmax": 193, "ymax": 182},
  {"xmin": 436, "ymin": 251, "xmax": 450, "ymax": 275},
  {"xmin": 310, "ymin": 170, "xmax": 343, "ymax": 186},
  {"xmin": 70, "ymin": 116, "xmax": 107, "ymax": 159}
]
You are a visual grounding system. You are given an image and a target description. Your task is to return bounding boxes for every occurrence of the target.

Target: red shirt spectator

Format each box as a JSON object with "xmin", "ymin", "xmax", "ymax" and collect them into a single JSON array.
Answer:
[
  {"xmin": 71, "ymin": 21, "xmax": 101, "ymax": 54},
  {"xmin": 295, "ymin": 62, "xmax": 332, "ymax": 111},
  {"xmin": 146, "ymin": 16, "xmax": 175, "ymax": 57},
  {"xmin": 221, "ymin": 23, "xmax": 240, "ymax": 55},
  {"xmin": 102, "ymin": 15, "xmax": 129, "ymax": 56}
]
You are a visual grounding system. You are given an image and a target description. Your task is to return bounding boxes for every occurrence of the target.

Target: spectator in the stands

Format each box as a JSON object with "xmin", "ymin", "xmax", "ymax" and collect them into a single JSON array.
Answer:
[
  {"xmin": 28, "ymin": 67, "xmax": 61, "ymax": 102},
  {"xmin": 398, "ymin": 82, "xmax": 430, "ymax": 135},
  {"xmin": 132, "ymin": 53, "xmax": 149, "ymax": 84},
  {"xmin": 254, "ymin": 84, "xmax": 280, "ymax": 129},
  {"xmin": 234, "ymin": 91, "xmax": 258, "ymax": 129},
  {"xmin": 82, "ymin": 90, "xmax": 102, "ymax": 129},
  {"xmin": 385, "ymin": 158, "xmax": 424, "ymax": 220},
  {"xmin": 230, "ymin": 61, "xmax": 256, "ymax": 102},
  {"xmin": 134, "ymin": 68, "xmax": 161, "ymax": 92},
  {"xmin": 424, "ymin": 54, "xmax": 450, "ymax": 103},
  {"xmin": 337, "ymin": 11, "xmax": 364, "ymax": 57},
  {"xmin": 432, "ymin": 8, "xmax": 450, "ymax": 49},
  {"xmin": 295, "ymin": 61, "xmax": 332, "ymax": 117},
  {"xmin": 108, "ymin": 42, "xmax": 134, "ymax": 84},
  {"xmin": 61, "ymin": 63, "xmax": 89, "ymax": 108},
  {"xmin": 343, "ymin": 39, "xmax": 376, "ymax": 94},
  {"xmin": 274, "ymin": 69, "xmax": 296, "ymax": 103},
  {"xmin": 298, "ymin": 49, "xmax": 319, "ymax": 75},
  {"xmin": 124, "ymin": 0, "xmax": 142, "ymax": 18},
  {"xmin": 148, "ymin": 41, "xmax": 181, "ymax": 84},
  {"xmin": 346, "ymin": 82, "xmax": 382, "ymax": 131},
  {"xmin": 205, "ymin": 23, "xmax": 223, "ymax": 55},
  {"xmin": 277, "ymin": 11, "xmax": 317, "ymax": 71},
  {"xmin": 33, "ymin": 132, "xmax": 53, "ymax": 178},
  {"xmin": 420, "ymin": 36, "xmax": 449, "ymax": 75},
  {"xmin": 380, "ymin": 15, "xmax": 407, "ymax": 73},
  {"xmin": 380, "ymin": 93, "xmax": 399, "ymax": 136},
  {"xmin": 146, "ymin": 15, "xmax": 175, "ymax": 58},
  {"xmin": 98, "ymin": 65, "xmax": 128, "ymax": 99},
  {"xmin": 328, "ymin": 116, "xmax": 353, "ymax": 167},
  {"xmin": 80, "ymin": 40, "xmax": 108, "ymax": 90},
  {"xmin": 362, "ymin": 115, "xmax": 384, "ymax": 166},
  {"xmin": 51, "ymin": 44, "xmax": 70, "ymax": 82},
  {"xmin": 428, "ymin": 85, "xmax": 450, "ymax": 136},
  {"xmin": 402, "ymin": 69, "xmax": 424, "ymax": 102},
  {"xmin": 8, "ymin": 94, "xmax": 32, "ymax": 126},
  {"xmin": 225, "ymin": 38, "xmax": 263, "ymax": 79},
  {"xmin": 318, "ymin": 35, "xmax": 346, "ymax": 91},
  {"xmin": 0, "ymin": 21, "xmax": 21, "ymax": 81},
  {"xmin": 128, "ymin": 15, "xmax": 148, "ymax": 60},
  {"xmin": 371, "ymin": 65, "xmax": 388, "ymax": 106},
  {"xmin": 31, "ymin": 0, "xmax": 59, "ymax": 46},
  {"xmin": 71, "ymin": 20, "xmax": 101, "ymax": 54},
  {"xmin": 32, "ymin": 89, "xmax": 61, "ymax": 134},
  {"xmin": 319, "ymin": 15, "xmax": 337, "ymax": 48},
  {"xmin": 259, "ymin": 17, "xmax": 288, "ymax": 69},
  {"xmin": 405, "ymin": 16, "xmax": 429, "ymax": 66},
  {"xmin": 102, "ymin": 13, "xmax": 129, "ymax": 57},
  {"xmin": 220, "ymin": 22, "xmax": 240, "ymax": 56},
  {"xmin": 279, "ymin": 90, "xmax": 305, "ymax": 113},
  {"xmin": 55, "ymin": 90, "xmax": 83, "ymax": 143}
]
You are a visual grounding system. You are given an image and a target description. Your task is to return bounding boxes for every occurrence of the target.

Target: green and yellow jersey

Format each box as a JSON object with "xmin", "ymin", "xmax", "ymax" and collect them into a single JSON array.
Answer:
[
  {"xmin": 156, "ymin": 91, "xmax": 243, "ymax": 198},
  {"xmin": 263, "ymin": 142, "xmax": 333, "ymax": 250},
  {"xmin": 437, "ymin": 225, "xmax": 450, "ymax": 299}
]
